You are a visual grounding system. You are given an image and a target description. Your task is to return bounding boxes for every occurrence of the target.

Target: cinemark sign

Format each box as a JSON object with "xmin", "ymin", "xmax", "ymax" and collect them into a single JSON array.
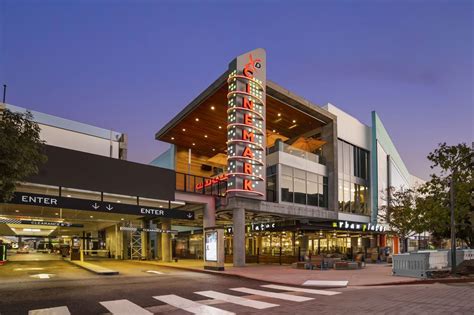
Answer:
[{"xmin": 226, "ymin": 48, "xmax": 266, "ymax": 198}]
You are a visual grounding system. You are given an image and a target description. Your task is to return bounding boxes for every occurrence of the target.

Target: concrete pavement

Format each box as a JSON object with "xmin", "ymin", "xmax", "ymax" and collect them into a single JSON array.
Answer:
[{"xmin": 137, "ymin": 259, "xmax": 420, "ymax": 286}]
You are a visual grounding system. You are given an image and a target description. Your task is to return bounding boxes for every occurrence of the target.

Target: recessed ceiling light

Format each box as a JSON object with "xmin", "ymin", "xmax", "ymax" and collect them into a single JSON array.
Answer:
[
  {"xmin": 218, "ymin": 126, "xmax": 222, "ymax": 129},
  {"xmin": 15, "ymin": 210, "xmax": 19, "ymax": 213},
  {"xmin": 182, "ymin": 128, "xmax": 186, "ymax": 132},
  {"xmin": 195, "ymin": 118, "xmax": 199, "ymax": 122},
  {"xmin": 192, "ymin": 143, "xmax": 195, "ymax": 146},
  {"xmin": 121, "ymin": 218, "xmax": 124, "ymax": 221},
  {"xmin": 117, "ymin": 200, "xmax": 121, "ymax": 203},
  {"xmin": 204, "ymin": 135, "xmax": 208, "ymax": 138},
  {"xmin": 159, "ymin": 205, "xmax": 163, "ymax": 208},
  {"xmin": 67, "ymin": 194, "xmax": 71, "ymax": 197},
  {"xmin": 211, "ymin": 106, "xmax": 215, "ymax": 110},
  {"xmin": 212, "ymin": 148, "xmax": 216, "ymax": 151},
  {"xmin": 278, "ymin": 113, "xmax": 281, "ymax": 117},
  {"xmin": 272, "ymin": 129, "xmax": 276, "ymax": 132},
  {"xmin": 90, "ymin": 216, "xmax": 93, "ymax": 218},
  {"xmin": 55, "ymin": 213, "xmax": 59, "ymax": 215},
  {"xmin": 171, "ymin": 137, "xmax": 174, "ymax": 140},
  {"xmin": 292, "ymin": 120, "xmax": 296, "ymax": 123}
]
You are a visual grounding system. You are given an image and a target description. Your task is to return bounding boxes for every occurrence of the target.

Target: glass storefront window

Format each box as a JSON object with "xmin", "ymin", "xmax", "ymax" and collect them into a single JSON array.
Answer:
[{"xmin": 343, "ymin": 181, "xmax": 351, "ymax": 212}]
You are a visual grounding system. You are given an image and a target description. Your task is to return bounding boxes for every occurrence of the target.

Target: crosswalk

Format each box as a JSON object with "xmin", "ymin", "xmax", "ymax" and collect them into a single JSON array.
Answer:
[{"xmin": 28, "ymin": 284, "xmax": 342, "ymax": 315}]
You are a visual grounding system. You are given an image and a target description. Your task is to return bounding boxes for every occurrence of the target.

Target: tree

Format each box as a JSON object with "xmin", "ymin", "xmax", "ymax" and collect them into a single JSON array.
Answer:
[
  {"xmin": 0, "ymin": 107, "xmax": 47, "ymax": 202},
  {"xmin": 418, "ymin": 143, "xmax": 473, "ymax": 248},
  {"xmin": 379, "ymin": 186, "xmax": 425, "ymax": 253}
]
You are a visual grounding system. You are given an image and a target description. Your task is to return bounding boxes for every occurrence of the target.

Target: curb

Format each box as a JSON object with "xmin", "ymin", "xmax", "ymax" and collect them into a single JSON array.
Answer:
[
  {"xmin": 135, "ymin": 261, "xmax": 474, "ymax": 288},
  {"xmin": 65, "ymin": 259, "xmax": 119, "ymax": 275}
]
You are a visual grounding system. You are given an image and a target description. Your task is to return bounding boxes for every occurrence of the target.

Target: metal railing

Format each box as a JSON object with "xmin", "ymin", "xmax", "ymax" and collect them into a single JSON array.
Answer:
[
  {"xmin": 267, "ymin": 142, "xmax": 325, "ymax": 165},
  {"xmin": 175, "ymin": 172, "xmax": 227, "ymax": 196}
]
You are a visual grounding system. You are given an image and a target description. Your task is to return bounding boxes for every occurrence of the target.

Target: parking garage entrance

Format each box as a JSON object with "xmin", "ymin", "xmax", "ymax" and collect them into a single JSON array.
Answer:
[{"xmin": 0, "ymin": 187, "xmax": 196, "ymax": 264}]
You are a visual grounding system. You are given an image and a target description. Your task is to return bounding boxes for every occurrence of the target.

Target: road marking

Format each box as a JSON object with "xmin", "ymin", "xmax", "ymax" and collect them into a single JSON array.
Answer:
[
  {"xmin": 29, "ymin": 306, "xmax": 70, "ymax": 315},
  {"xmin": 30, "ymin": 273, "xmax": 53, "ymax": 279},
  {"xmin": 302, "ymin": 280, "xmax": 348, "ymax": 287},
  {"xmin": 14, "ymin": 267, "xmax": 44, "ymax": 271},
  {"xmin": 100, "ymin": 299, "xmax": 153, "ymax": 315},
  {"xmin": 146, "ymin": 270, "xmax": 164, "ymax": 275},
  {"xmin": 154, "ymin": 294, "xmax": 235, "ymax": 315},
  {"xmin": 261, "ymin": 284, "xmax": 341, "ymax": 296},
  {"xmin": 229, "ymin": 287, "xmax": 313, "ymax": 302},
  {"xmin": 195, "ymin": 290, "xmax": 279, "ymax": 309}
]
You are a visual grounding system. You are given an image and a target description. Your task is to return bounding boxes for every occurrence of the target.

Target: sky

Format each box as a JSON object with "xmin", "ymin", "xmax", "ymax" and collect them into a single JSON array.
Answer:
[{"xmin": 0, "ymin": 0, "xmax": 472, "ymax": 180}]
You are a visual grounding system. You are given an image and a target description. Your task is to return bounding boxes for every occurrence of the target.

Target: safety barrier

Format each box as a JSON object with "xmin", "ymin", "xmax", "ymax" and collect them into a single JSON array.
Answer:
[{"xmin": 392, "ymin": 253, "xmax": 430, "ymax": 278}]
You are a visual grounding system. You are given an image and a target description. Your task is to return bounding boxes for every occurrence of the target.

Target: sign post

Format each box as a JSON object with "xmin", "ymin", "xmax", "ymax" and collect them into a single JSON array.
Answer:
[{"xmin": 203, "ymin": 227, "xmax": 225, "ymax": 271}]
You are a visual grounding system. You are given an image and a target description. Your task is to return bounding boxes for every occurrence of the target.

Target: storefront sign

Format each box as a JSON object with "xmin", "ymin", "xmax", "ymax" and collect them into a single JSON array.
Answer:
[
  {"xmin": 226, "ymin": 48, "xmax": 266, "ymax": 199},
  {"xmin": 9, "ymin": 192, "xmax": 194, "ymax": 220},
  {"xmin": 226, "ymin": 222, "xmax": 276, "ymax": 234},
  {"xmin": 0, "ymin": 218, "xmax": 83, "ymax": 227},
  {"xmin": 119, "ymin": 226, "xmax": 177, "ymax": 234},
  {"xmin": 195, "ymin": 174, "xmax": 228, "ymax": 190},
  {"xmin": 205, "ymin": 230, "xmax": 218, "ymax": 262},
  {"xmin": 332, "ymin": 220, "xmax": 385, "ymax": 232}
]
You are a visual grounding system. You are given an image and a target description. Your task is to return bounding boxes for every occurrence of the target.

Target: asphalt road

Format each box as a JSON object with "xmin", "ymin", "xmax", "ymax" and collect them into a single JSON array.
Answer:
[{"xmin": 0, "ymin": 260, "xmax": 473, "ymax": 314}]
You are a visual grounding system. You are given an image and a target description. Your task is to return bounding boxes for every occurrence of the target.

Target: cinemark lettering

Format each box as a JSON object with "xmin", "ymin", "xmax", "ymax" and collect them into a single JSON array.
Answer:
[{"xmin": 226, "ymin": 48, "xmax": 266, "ymax": 198}]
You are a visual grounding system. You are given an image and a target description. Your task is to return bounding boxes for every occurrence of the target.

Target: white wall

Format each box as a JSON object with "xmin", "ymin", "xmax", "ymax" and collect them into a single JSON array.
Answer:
[
  {"xmin": 39, "ymin": 123, "xmax": 120, "ymax": 158},
  {"xmin": 323, "ymin": 103, "xmax": 371, "ymax": 151}
]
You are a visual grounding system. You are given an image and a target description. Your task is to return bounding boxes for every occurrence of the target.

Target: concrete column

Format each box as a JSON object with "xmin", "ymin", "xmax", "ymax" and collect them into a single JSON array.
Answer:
[
  {"xmin": 161, "ymin": 219, "xmax": 172, "ymax": 262},
  {"xmin": 203, "ymin": 202, "xmax": 216, "ymax": 229},
  {"xmin": 233, "ymin": 208, "xmax": 246, "ymax": 267},
  {"xmin": 141, "ymin": 219, "xmax": 149, "ymax": 260},
  {"xmin": 301, "ymin": 235, "xmax": 309, "ymax": 258}
]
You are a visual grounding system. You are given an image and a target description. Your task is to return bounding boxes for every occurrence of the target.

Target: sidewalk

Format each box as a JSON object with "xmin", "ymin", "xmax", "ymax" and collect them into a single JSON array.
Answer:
[{"xmin": 137, "ymin": 259, "xmax": 423, "ymax": 287}]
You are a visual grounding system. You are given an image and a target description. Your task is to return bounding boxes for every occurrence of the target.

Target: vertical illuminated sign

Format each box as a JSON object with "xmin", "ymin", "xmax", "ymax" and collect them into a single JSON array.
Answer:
[{"xmin": 226, "ymin": 48, "xmax": 266, "ymax": 199}]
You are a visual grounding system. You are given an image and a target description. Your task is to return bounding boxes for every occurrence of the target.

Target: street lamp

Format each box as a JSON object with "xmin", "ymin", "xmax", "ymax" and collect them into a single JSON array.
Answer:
[{"xmin": 450, "ymin": 172, "xmax": 456, "ymax": 272}]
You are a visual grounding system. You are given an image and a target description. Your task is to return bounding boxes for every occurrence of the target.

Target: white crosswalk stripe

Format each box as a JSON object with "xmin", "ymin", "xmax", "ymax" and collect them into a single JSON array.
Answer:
[
  {"xmin": 261, "ymin": 284, "xmax": 341, "ymax": 296},
  {"xmin": 28, "ymin": 306, "xmax": 71, "ymax": 315},
  {"xmin": 154, "ymin": 294, "xmax": 235, "ymax": 315},
  {"xmin": 230, "ymin": 287, "xmax": 314, "ymax": 302},
  {"xmin": 28, "ymin": 285, "xmax": 341, "ymax": 314},
  {"xmin": 195, "ymin": 290, "xmax": 279, "ymax": 309},
  {"xmin": 100, "ymin": 299, "xmax": 153, "ymax": 315}
]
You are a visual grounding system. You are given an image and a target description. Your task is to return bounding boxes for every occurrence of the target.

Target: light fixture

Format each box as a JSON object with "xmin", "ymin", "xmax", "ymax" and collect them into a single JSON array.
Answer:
[
  {"xmin": 212, "ymin": 148, "xmax": 216, "ymax": 151},
  {"xmin": 117, "ymin": 200, "xmax": 121, "ymax": 203},
  {"xmin": 272, "ymin": 129, "xmax": 276, "ymax": 133},
  {"xmin": 171, "ymin": 137, "xmax": 174, "ymax": 140},
  {"xmin": 55, "ymin": 213, "xmax": 59, "ymax": 216},
  {"xmin": 120, "ymin": 218, "xmax": 124, "ymax": 221},
  {"xmin": 218, "ymin": 126, "xmax": 222, "ymax": 129},
  {"xmin": 204, "ymin": 135, "xmax": 208, "ymax": 138},
  {"xmin": 195, "ymin": 118, "xmax": 199, "ymax": 122},
  {"xmin": 90, "ymin": 216, "xmax": 93, "ymax": 218},
  {"xmin": 192, "ymin": 143, "xmax": 195, "ymax": 146},
  {"xmin": 292, "ymin": 119, "xmax": 296, "ymax": 123},
  {"xmin": 159, "ymin": 205, "xmax": 163, "ymax": 208},
  {"xmin": 278, "ymin": 113, "xmax": 281, "ymax": 117},
  {"xmin": 182, "ymin": 128, "xmax": 186, "ymax": 132},
  {"xmin": 15, "ymin": 210, "xmax": 20, "ymax": 213},
  {"xmin": 211, "ymin": 106, "xmax": 215, "ymax": 110},
  {"xmin": 67, "ymin": 194, "xmax": 71, "ymax": 197}
]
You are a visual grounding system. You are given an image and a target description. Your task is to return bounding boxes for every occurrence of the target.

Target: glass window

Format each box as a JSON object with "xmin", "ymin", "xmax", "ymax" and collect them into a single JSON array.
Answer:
[
  {"xmin": 317, "ymin": 175, "xmax": 324, "ymax": 207},
  {"xmin": 338, "ymin": 179, "xmax": 344, "ymax": 211},
  {"xmin": 281, "ymin": 173, "xmax": 293, "ymax": 203},
  {"xmin": 322, "ymin": 176, "xmax": 328, "ymax": 208},
  {"xmin": 343, "ymin": 142, "xmax": 350, "ymax": 175},
  {"xmin": 266, "ymin": 175, "xmax": 277, "ymax": 202},
  {"xmin": 294, "ymin": 177, "xmax": 306, "ymax": 204},
  {"xmin": 344, "ymin": 181, "xmax": 351, "ymax": 212},
  {"xmin": 307, "ymin": 177, "xmax": 318, "ymax": 206},
  {"xmin": 337, "ymin": 140, "xmax": 343, "ymax": 173}
]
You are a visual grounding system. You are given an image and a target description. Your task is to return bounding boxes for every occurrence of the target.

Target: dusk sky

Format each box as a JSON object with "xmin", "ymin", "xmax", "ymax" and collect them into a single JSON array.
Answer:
[{"xmin": 1, "ymin": 0, "xmax": 472, "ymax": 180}]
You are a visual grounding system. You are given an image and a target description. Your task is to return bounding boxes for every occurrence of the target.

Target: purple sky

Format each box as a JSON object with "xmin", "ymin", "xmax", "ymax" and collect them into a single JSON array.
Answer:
[{"xmin": 1, "ymin": 0, "xmax": 472, "ymax": 180}]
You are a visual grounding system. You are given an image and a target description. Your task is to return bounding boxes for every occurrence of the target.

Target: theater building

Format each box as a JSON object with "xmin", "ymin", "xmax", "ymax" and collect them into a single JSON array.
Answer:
[
  {"xmin": 1, "ymin": 48, "xmax": 422, "ymax": 267},
  {"xmin": 153, "ymin": 48, "xmax": 422, "ymax": 265}
]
